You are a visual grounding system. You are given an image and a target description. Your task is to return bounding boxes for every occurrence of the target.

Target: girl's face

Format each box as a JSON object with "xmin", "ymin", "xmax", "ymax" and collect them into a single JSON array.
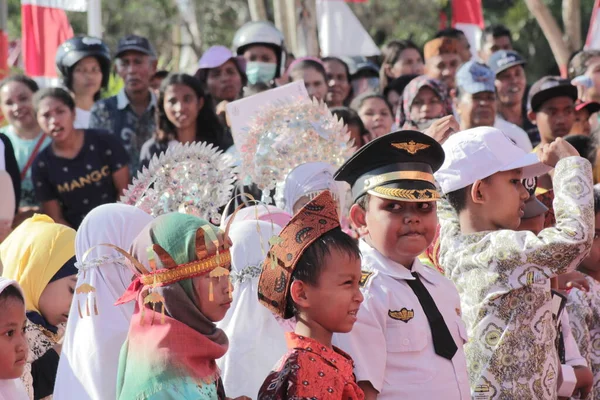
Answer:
[
  {"xmin": 193, "ymin": 273, "xmax": 232, "ymax": 322},
  {"xmin": 0, "ymin": 81, "xmax": 38, "ymax": 131},
  {"xmin": 410, "ymin": 87, "xmax": 444, "ymax": 122},
  {"xmin": 206, "ymin": 60, "xmax": 243, "ymax": 102},
  {"xmin": 292, "ymin": 68, "xmax": 328, "ymax": 102},
  {"xmin": 389, "ymin": 48, "xmax": 424, "ymax": 78},
  {"xmin": 38, "ymin": 275, "xmax": 77, "ymax": 327},
  {"xmin": 71, "ymin": 56, "xmax": 103, "ymax": 98},
  {"xmin": 358, "ymin": 97, "xmax": 394, "ymax": 139},
  {"xmin": 37, "ymin": 97, "xmax": 77, "ymax": 144},
  {"xmin": 163, "ymin": 83, "xmax": 203, "ymax": 133},
  {"xmin": 0, "ymin": 297, "xmax": 28, "ymax": 379}
]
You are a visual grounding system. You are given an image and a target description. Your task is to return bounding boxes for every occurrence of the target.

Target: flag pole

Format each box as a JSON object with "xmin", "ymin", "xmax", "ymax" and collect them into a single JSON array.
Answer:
[{"xmin": 87, "ymin": 0, "xmax": 102, "ymax": 38}]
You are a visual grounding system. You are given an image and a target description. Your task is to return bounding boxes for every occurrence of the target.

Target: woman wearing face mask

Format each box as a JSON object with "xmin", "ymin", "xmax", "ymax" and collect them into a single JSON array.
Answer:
[
  {"xmin": 0, "ymin": 76, "xmax": 51, "ymax": 213},
  {"xmin": 140, "ymin": 73, "xmax": 231, "ymax": 168},
  {"xmin": 400, "ymin": 76, "xmax": 453, "ymax": 130},
  {"xmin": 287, "ymin": 58, "xmax": 328, "ymax": 102},
  {"xmin": 31, "ymin": 88, "xmax": 130, "ymax": 229},
  {"xmin": 196, "ymin": 46, "xmax": 247, "ymax": 104},
  {"xmin": 55, "ymin": 36, "xmax": 111, "ymax": 129},
  {"xmin": 232, "ymin": 21, "xmax": 286, "ymax": 85}
]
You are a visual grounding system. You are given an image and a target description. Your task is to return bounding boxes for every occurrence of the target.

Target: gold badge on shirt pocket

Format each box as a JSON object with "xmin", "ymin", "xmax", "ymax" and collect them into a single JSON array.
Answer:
[{"xmin": 388, "ymin": 308, "xmax": 414, "ymax": 323}]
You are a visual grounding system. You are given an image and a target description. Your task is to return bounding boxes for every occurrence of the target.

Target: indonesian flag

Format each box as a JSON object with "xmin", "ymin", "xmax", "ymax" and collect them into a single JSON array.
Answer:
[
  {"xmin": 316, "ymin": 0, "xmax": 380, "ymax": 57},
  {"xmin": 586, "ymin": 0, "xmax": 600, "ymax": 50},
  {"xmin": 21, "ymin": 0, "xmax": 86, "ymax": 87},
  {"xmin": 452, "ymin": 0, "xmax": 484, "ymax": 60}
]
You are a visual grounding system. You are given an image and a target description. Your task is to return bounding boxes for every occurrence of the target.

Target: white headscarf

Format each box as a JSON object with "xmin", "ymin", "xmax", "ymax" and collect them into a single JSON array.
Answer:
[
  {"xmin": 216, "ymin": 220, "xmax": 288, "ymax": 398},
  {"xmin": 275, "ymin": 162, "xmax": 343, "ymax": 215},
  {"xmin": 0, "ymin": 278, "xmax": 29, "ymax": 400},
  {"xmin": 53, "ymin": 204, "xmax": 153, "ymax": 400}
]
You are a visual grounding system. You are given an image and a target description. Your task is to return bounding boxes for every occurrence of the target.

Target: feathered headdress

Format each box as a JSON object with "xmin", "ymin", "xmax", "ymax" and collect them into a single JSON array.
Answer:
[
  {"xmin": 237, "ymin": 97, "xmax": 353, "ymax": 202},
  {"xmin": 120, "ymin": 142, "xmax": 237, "ymax": 222}
]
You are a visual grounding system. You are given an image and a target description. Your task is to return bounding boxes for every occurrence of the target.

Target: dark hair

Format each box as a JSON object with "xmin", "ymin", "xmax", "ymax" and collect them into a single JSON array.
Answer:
[
  {"xmin": 62, "ymin": 56, "xmax": 108, "ymax": 101},
  {"xmin": 285, "ymin": 228, "xmax": 361, "ymax": 316},
  {"xmin": 33, "ymin": 87, "xmax": 76, "ymax": 111},
  {"xmin": 594, "ymin": 185, "xmax": 600, "ymax": 214},
  {"xmin": 152, "ymin": 70, "xmax": 170, "ymax": 81},
  {"xmin": 195, "ymin": 60, "xmax": 247, "ymax": 90},
  {"xmin": 0, "ymin": 284, "xmax": 24, "ymax": 304},
  {"xmin": 0, "ymin": 75, "xmax": 39, "ymax": 100},
  {"xmin": 350, "ymin": 92, "xmax": 393, "ymax": 115},
  {"xmin": 445, "ymin": 187, "xmax": 470, "ymax": 213},
  {"xmin": 383, "ymin": 74, "xmax": 419, "ymax": 98},
  {"xmin": 155, "ymin": 73, "xmax": 226, "ymax": 149},
  {"xmin": 355, "ymin": 193, "xmax": 370, "ymax": 210},
  {"xmin": 379, "ymin": 40, "xmax": 422, "ymax": 91},
  {"xmin": 481, "ymin": 25, "xmax": 512, "ymax": 49},
  {"xmin": 568, "ymin": 50, "xmax": 600, "ymax": 79},
  {"xmin": 322, "ymin": 57, "xmax": 351, "ymax": 83},
  {"xmin": 331, "ymin": 107, "xmax": 368, "ymax": 134},
  {"xmin": 289, "ymin": 59, "xmax": 327, "ymax": 83},
  {"xmin": 435, "ymin": 28, "xmax": 465, "ymax": 39},
  {"xmin": 565, "ymin": 135, "xmax": 597, "ymax": 166}
]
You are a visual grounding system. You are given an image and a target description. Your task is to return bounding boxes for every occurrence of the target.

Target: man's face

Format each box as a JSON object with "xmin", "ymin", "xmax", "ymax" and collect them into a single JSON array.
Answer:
[
  {"xmin": 495, "ymin": 65, "xmax": 527, "ymax": 107},
  {"xmin": 116, "ymin": 51, "xmax": 156, "ymax": 94},
  {"xmin": 480, "ymin": 35, "xmax": 512, "ymax": 63},
  {"xmin": 456, "ymin": 90, "xmax": 496, "ymax": 129},
  {"xmin": 425, "ymin": 53, "xmax": 462, "ymax": 89},
  {"xmin": 531, "ymin": 96, "xmax": 576, "ymax": 143}
]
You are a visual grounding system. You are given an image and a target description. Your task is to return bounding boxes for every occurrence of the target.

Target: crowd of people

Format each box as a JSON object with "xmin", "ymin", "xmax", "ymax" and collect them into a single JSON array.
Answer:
[{"xmin": 0, "ymin": 17, "xmax": 600, "ymax": 400}]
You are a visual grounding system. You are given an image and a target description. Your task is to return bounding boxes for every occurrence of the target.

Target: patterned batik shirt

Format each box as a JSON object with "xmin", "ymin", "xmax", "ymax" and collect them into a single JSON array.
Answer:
[
  {"xmin": 89, "ymin": 89, "xmax": 156, "ymax": 173},
  {"xmin": 567, "ymin": 275, "xmax": 600, "ymax": 399},
  {"xmin": 437, "ymin": 157, "xmax": 595, "ymax": 400},
  {"xmin": 258, "ymin": 333, "xmax": 364, "ymax": 400}
]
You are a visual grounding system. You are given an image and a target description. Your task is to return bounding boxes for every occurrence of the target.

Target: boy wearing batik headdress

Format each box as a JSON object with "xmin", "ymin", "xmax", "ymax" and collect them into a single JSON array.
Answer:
[
  {"xmin": 257, "ymin": 191, "xmax": 365, "ymax": 400},
  {"xmin": 115, "ymin": 213, "xmax": 250, "ymax": 400}
]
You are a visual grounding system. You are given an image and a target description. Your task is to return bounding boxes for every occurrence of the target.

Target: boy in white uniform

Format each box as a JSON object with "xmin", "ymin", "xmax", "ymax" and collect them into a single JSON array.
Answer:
[{"xmin": 333, "ymin": 130, "xmax": 470, "ymax": 399}]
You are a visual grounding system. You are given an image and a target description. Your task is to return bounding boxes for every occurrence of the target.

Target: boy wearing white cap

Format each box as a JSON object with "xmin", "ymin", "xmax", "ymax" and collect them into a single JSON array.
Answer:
[{"xmin": 435, "ymin": 126, "xmax": 595, "ymax": 399}]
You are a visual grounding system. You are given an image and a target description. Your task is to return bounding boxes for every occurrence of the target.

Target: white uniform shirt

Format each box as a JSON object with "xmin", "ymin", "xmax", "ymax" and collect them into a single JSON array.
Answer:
[{"xmin": 333, "ymin": 240, "xmax": 471, "ymax": 400}]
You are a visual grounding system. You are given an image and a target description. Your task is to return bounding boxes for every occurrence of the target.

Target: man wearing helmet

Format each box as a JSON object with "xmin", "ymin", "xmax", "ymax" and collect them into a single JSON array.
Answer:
[
  {"xmin": 232, "ymin": 21, "xmax": 286, "ymax": 85},
  {"xmin": 89, "ymin": 34, "xmax": 157, "ymax": 173},
  {"xmin": 55, "ymin": 36, "xmax": 111, "ymax": 129}
]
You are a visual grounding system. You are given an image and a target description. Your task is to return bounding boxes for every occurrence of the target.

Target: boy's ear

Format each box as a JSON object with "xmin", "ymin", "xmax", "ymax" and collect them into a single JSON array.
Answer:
[
  {"xmin": 290, "ymin": 280, "xmax": 309, "ymax": 309},
  {"xmin": 349, "ymin": 203, "xmax": 369, "ymax": 236},
  {"xmin": 527, "ymin": 110, "xmax": 537, "ymax": 125},
  {"xmin": 471, "ymin": 180, "xmax": 486, "ymax": 204}
]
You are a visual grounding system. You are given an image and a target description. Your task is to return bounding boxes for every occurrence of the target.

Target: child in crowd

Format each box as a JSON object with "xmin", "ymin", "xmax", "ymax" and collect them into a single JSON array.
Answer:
[
  {"xmin": 350, "ymin": 93, "xmax": 394, "ymax": 142},
  {"xmin": 53, "ymin": 204, "xmax": 153, "ymax": 400},
  {"xmin": 0, "ymin": 278, "xmax": 29, "ymax": 400},
  {"xmin": 334, "ymin": 131, "xmax": 470, "ymax": 399},
  {"xmin": 217, "ymin": 220, "xmax": 288, "ymax": 399},
  {"xmin": 1, "ymin": 214, "xmax": 77, "ymax": 399},
  {"xmin": 567, "ymin": 184, "xmax": 600, "ymax": 399},
  {"xmin": 116, "ymin": 213, "xmax": 250, "ymax": 400},
  {"xmin": 331, "ymin": 107, "xmax": 368, "ymax": 150},
  {"xmin": 435, "ymin": 127, "xmax": 593, "ymax": 399},
  {"xmin": 257, "ymin": 191, "xmax": 364, "ymax": 399}
]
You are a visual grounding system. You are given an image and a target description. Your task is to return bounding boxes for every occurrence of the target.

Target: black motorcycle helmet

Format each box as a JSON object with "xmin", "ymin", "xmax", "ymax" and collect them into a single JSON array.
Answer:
[{"xmin": 55, "ymin": 36, "xmax": 111, "ymax": 94}]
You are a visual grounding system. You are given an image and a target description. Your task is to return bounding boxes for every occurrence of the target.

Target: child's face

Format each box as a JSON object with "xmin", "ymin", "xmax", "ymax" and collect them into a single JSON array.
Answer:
[
  {"xmin": 571, "ymin": 108, "xmax": 592, "ymax": 136},
  {"xmin": 581, "ymin": 213, "xmax": 600, "ymax": 272},
  {"xmin": 358, "ymin": 98, "xmax": 394, "ymax": 140},
  {"xmin": 353, "ymin": 196, "xmax": 437, "ymax": 266},
  {"xmin": 301, "ymin": 249, "xmax": 363, "ymax": 333},
  {"xmin": 38, "ymin": 275, "xmax": 77, "ymax": 326},
  {"xmin": 476, "ymin": 168, "xmax": 529, "ymax": 230},
  {"xmin": 193, "ymin": 274, "xmax": 232, "ymax": 322},
  {"xmin": 0, "ymin": 297, "xmax": 28, "ymax": 379}
]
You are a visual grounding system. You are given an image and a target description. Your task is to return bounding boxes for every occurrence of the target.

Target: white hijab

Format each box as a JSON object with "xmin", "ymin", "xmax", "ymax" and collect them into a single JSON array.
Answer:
[
  {"xmin": 53, "ymin": 204, "xmax": 153, "ymax": 400},
  {"xmin": 216, "ymin": 220, "xmax": 288, "ymax": 399},
  {"xmin": 0, "ymin": 278, "xmax": 29, "ymax": 400},
  {"xmin": 275, "ymin": 162, "xmax": 343, "ymax": 215}
]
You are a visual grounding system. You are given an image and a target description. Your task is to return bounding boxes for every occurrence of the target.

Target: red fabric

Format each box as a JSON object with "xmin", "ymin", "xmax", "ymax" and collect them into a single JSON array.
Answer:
[
  {"xmin": 21, "ymin": 4, "xmax": 73, "ymax": 78},
  {"xmin": 258, "ymin": 332, "xmax": 364, "ymax": 399},
  {"xmin": 451, "ymin": 0, "xmax": 484, "ymax": 28}
]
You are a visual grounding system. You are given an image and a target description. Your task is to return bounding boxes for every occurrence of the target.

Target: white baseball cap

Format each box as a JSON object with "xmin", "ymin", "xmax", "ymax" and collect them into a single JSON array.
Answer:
[{"xmin": 435, "ymin": 126, "xmax": 552, "ymax": 194}]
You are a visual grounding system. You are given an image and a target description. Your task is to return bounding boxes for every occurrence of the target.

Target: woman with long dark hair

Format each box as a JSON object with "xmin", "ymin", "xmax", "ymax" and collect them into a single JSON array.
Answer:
[{"xmin": 140, "ymin": 74, "xmax": 232, "ymax": 168}]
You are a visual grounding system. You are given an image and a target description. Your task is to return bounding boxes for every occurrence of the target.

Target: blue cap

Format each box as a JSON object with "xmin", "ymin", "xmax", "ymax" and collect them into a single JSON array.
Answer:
[
  {"xmin": 456, "ymin": 61, "xmax": 495, "ymax": 94},
  {"xmin": 488, "ymin": 50, "xmax": 526, "ymax": 75}
]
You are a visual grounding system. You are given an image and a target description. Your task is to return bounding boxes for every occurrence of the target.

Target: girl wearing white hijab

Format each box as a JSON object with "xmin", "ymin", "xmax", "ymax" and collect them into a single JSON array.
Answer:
[
  {"xmin": 0, "ymin": 277, "xmax": 29, "ymax": 400},
  {"xmin": 53, "ymin": 204, "xmax": 153, "ymax": 400},
  {"xmin": 275, "ymin": 162, "xmax": 344, "ymax": 216},
  {"xmin": 216, "ymin": 220, "xmax": 288, "ymax": 398}
]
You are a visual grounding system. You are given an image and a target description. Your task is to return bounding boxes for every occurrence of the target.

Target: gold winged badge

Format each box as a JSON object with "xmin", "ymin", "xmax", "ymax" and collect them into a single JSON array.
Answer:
[
  {"xmin": 391, "ymin": 141, "xmax": 430, "ymax": 155},
  {"xmin": 389, "ymin": 308, "xmax": 415, "ymax": 322}
]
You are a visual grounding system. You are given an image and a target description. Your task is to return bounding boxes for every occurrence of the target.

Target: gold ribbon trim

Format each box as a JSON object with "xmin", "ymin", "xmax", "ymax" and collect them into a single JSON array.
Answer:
[
  {"xmin": 140, "ymin": 251, "xmax": 232, "ymax": 286},
  {"xmin": 363, "ymin": 171, "xmax": 435, "ymax": 191}
]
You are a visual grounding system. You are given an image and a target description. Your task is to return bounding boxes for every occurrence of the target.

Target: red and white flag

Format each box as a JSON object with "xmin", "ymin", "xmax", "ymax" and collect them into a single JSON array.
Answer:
[
  {"xmin": 586, "ymin": 0, "xmax": 600, "ymax": 50},
  {"xmin": 21, "ymin": 0, "xmax": 86, "ymax": 87},
  {"xmin": 452, "ymin": 0, "xmax": 484, "ymax": 60}
]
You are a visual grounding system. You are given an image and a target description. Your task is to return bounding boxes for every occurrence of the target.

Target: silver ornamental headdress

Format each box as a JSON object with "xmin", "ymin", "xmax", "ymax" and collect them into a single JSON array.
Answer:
[
  {"xmin": 120, "ymin": 142, "xmax": 237, "ymax": 222},
  {"xmin": 237, "ymin": 97, "xmax": 354, "ymax": 202}
]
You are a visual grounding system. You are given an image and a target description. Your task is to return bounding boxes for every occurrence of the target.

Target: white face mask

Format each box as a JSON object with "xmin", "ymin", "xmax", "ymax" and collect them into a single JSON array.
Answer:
[{"xmin": 245, "ymin": 62, "xmax": 277, "ymax": 84}]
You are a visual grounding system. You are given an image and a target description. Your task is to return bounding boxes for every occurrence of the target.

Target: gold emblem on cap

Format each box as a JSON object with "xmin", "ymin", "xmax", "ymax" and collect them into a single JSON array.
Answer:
[{"xmin": 392, "ymin": 141, "xmax": 430, "ymax": 155}]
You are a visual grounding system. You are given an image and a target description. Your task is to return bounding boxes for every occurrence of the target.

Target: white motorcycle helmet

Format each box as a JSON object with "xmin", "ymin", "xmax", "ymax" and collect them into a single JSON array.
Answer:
[{"xmin": 232, "ymin": 21, "xmax": 286, "ymax": 77}]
